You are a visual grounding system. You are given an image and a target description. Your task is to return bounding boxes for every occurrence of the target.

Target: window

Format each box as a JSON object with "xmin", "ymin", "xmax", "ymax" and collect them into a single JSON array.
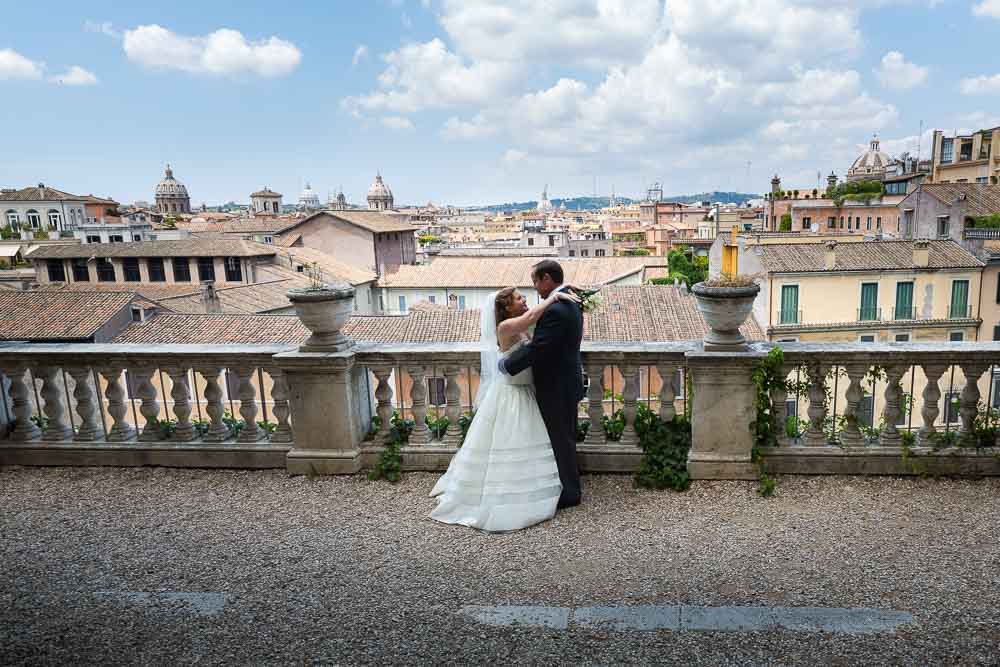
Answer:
[
  {"xmin": 894, "ymin": 333, "xmax": 911, "ymax": 342},
  {"xmin": 950, "ymin": 280, "xmax": 969, "ymax": 318},
  {"xmin": 859, "ymin": 334, "xmax": 877, "ymax": 343},
  {"xmin": 46, "ymin": 260, "xmax": 66, "ymax": 282},
  {"xmin": 581, "ymin": 249, "xmax": 589, "ymax": 257},
  {"xmin": 296, "ymin": 265, "xmax": 304, "ymax": 273},
  {"xmin": 144, "ymin": 258, "xmax": 165, "ymax": 282},
  {"xmin": 944, "ymin": 391, "xmax": 960, "ymax": 424},
  {"xmin": 123, "ymin": 258, "xmax": 141, "ymax": 282},
  {"xmin": 86, "ymin": 235, "xmax": 101, "ymax": 244},
  {"xmin": 839, "ymin": 216, "xmax": 845, "ymax": 229},
  {"xmin": 96, "ymin": 258, "xmax": 116, "ymax": 282},
  {"xmin": 398, "ymin": 295, "xmax": 406, "ymax": 312},
  {"xmin": 994, "ymin": 325, "xmax": 1000, "ymax": 341},
  {"xmin": 26, "ymin": 210, "xmax": 41, "ymax": 228},
  {"xmin": 569, "ymin": 250, "xmax": 576, "ymax": 257},
  {"xmin": 428, "ymin": 295, "xmax": 436, "ymax": 304},
  {"xmin": 133, "ymin": 235, "xmax": 142, "ymax": 242},
  {"xmin": 937, "ymin": 216, "xmax": 950, "ymax": 238},
  {"xmin": 894, "ymin": 281, "xmax": 914, "ymax": 320},
  {"xmin": 71, "ymin": 258, "xmax": 89, "ymax": 282},
  {"xmin": 859, "ymin": 283, "xmax": 879, "ymax": 321},
  {"xmin": 224, "ymin": 257, "xmax": 242, "ymax": 282},
  {"xmin": 827, "ymin": 217, "xmax": 835, "ymax": 229},
  {"xmin": 197, "ymin": 257, "xmax": 216, "ymax": 281},
  {"xmin": 940, "ymin": 137, "xmax": 953, "ymax": 164},
  {"xmin": 131, "ymin": 307, "xmax": 143, "ymax": 323},
  {"xmin": 897, "ymin": 393, "xmax": 911, "ymax": 426},
  {"xmin": 428, "ymin": 377, "xmax": 445, "ymax": 406},
  {"xmin": 785, "ymin": 398, "xmax": 797, "ymax": 421},
  {"xmin": 802, "ymin": 216, "xmax": 811, "ymax": 230},
  {"xmin": 885, "ymin": 182, "xmax": 906, "ymax": 195},
  {"xmin": 858, "ymin": 394, "xmax": 875, "ymax": 429},
  {"xmin": 978, "ymin": 177, "xmax": 989, "ymax": 184},
  {"xmin": 949, "ymin": 331, "xmax": 964, "ymax": 342},
  {"xmin": 548, "ymin": 235, "xmax": 555, "ymax": 247},
  {"xmin": 109, "ymin": 235, "xmax": 124, "ymax": 243},
  {"xmin": 595, "ymin": 249, "xmax": 606, "ymax": 257},
  {"xmin": 263, "ymin": 236, "xmax": 273, "ymax": 244},
  {"xmin": 527, "ymin": 237, "xmax": 534, "ymax": 246},
  {"xmin": 173, "ymin": 258, "xmax": 191, "ymax": 282},
  {"xmin": 5, "ymin": 210, "xmax": 18, "ymax": 227},
  {"xmin": 980, "ymin": 133, "xmax": 992, "ymax": 160},
  {"xmin": 47, "ymin": 210, "xmax": 62, "ymax": 229},
  {"xmin": 866, "ymin": 216, "xmax": 872, "ymax": 231},
  {"xmin": 959, "ymin": 141, "xmax": 973, "ymax": 162},
  {"xmin": 458, "ymin": 295, "xmax": 466, "ymax": 310},
  {"xmin": 876, "ymin": 216, "xmax": 882, "ymax": 229},
  {"xmin": 779, "ymin": 285, "xmax": 799, "ymax": 324}
]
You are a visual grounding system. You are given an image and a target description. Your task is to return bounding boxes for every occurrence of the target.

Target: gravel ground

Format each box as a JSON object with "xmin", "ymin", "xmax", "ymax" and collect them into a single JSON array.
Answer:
[{"xmin": 2, "ymin": 466, "xmax": 999, "ymax": 665}]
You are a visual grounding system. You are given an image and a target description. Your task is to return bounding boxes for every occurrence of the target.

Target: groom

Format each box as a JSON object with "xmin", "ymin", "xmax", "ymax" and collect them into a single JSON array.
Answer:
[{"xmin": 500, "ymin": 260, "xmax": 585, "ymax": 508}]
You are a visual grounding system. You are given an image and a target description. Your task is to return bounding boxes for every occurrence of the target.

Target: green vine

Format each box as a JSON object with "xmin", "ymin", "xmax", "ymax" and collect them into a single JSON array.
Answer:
[
  {"xmin": 634, "ymin": 405, "xmax": 692, "ymax": 492},
  {"xmin": 368, "ymin": 410, "xmax": 475, "ymax": 483}
]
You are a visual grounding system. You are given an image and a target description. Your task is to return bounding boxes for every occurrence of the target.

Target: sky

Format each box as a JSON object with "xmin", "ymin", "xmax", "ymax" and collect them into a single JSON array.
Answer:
[{"xmin": 1, "ymin": 0, "xmax": 999, "ymax": 207}]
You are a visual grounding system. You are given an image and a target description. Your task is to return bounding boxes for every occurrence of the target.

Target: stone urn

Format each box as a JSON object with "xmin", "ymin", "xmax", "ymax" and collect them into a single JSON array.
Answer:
[
  {"xmin": 691, "ymin": 281, "xmax": 761, "ymax": 351},
  {"xmin": 287, "ymin": 284, "xmax": 356, "ymax": 352}
]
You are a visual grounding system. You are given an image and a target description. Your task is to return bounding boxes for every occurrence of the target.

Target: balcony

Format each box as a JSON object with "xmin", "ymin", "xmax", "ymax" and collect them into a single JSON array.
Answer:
[
  {"xmin": 949, "ymin": 304, "xmax": 972, "ymax": 320},
  {"xmin": 2, "ymin": 336, "xmax": 999, "ymax": 480},
  {"xmin": 777, "ymin": 310, "xmax": 801, "ymax": 325},
  {"xmin": 857, "ymin": 307, "xmax": 881, "ymax": 322},
  {"xmin": 892, "ymin": 305, "xmax": 916, "ymax": 321}
]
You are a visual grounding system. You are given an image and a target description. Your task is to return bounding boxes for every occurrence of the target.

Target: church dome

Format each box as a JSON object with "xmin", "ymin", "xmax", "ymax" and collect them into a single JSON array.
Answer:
[
  {"xmin": 367, "ymin": 174, "xmax": 393, "ymax": 201},
  {"xmin": 298, "ymin": 182, "xmax": 321, "ymax": 209},
  {"xmin": 155, "ymin": 165, "xmax": 189, "ymax": 197},
  {"xmin": 848, "ymin": 135, "xmax": 892, "ymax": 180}
]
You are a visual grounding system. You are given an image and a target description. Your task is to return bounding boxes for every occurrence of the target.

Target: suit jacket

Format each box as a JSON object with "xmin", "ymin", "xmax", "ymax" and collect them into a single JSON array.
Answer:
[{"xmin": 503, "ymin": 292, "xmax": 585, "ymax": 404}]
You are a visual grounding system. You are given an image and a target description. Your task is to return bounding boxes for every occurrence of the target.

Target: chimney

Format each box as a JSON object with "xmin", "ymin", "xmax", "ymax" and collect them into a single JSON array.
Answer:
[
  {"xmin": 825, "ymin": 240, "xmax": 837, "ymax": 270},
  {"xmin": 200, "ymin": 280, "xmax": 222, "ymax": 314},
  {"xmin": 913, "ymin": 239, "xmax": 930, "ymax": 268},
  {"xmin": 827, "ymin": 172, "xmax": 838, "ymax": 191}
]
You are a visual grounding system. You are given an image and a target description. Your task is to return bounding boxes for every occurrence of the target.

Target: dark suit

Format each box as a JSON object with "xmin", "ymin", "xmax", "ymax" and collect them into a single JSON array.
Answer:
[{"xmin": 502, "ymin": 293, "xmax": 585, "ymax": 507}]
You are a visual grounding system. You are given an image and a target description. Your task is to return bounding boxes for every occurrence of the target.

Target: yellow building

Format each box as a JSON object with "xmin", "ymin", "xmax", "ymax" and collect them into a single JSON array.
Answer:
[
  {"xmin": 739, "ymin": 239, "xmax": 984, "ymax": 343},
  {"xmin": 930, "ymin": 127, "xmax": 999, "ymax": 184}
]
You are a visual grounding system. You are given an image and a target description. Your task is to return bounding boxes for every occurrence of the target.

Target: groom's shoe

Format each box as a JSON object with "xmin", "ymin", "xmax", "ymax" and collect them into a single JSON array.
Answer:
[{"xmin": 557, "ymin": 497, "xmax": 581, "ymax": 509}]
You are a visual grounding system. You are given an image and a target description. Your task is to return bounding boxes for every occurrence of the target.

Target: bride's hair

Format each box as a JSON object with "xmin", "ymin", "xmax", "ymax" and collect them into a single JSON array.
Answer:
[{"xmin": 494, "ymin": 287, "xmax": 518, "ymax": 330}]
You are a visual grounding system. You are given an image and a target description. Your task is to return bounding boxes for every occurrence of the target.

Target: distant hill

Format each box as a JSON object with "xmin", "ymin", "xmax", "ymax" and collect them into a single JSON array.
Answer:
[{"xmin": 477, "ymin": 192, "xmax": 758, "ymax": 212}]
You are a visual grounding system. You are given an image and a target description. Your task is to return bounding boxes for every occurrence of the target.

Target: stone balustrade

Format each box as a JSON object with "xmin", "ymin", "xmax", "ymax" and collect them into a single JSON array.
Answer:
[{"xmin": 2, "ymin": 340, "xmax": 999, "ymax": 478}]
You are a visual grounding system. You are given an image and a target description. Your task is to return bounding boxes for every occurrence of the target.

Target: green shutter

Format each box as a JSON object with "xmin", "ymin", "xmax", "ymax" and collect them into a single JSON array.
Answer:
[
  {"xmin": 780, "ymin": 285, "xmax": 798, "ymax": 324},
  {"xmin": 894, "ymin": 282, "xmax": 913, "ymax": 320},
  {"xmin": 950, "ymin": 280, "xmax": 969, "ymax": 318},
  {"xmin": 860, "ymin": 283, "xmax": 878, "ymax": 320}
]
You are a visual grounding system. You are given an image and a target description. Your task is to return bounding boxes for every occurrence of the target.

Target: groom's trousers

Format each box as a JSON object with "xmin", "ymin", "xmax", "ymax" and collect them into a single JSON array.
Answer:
[{"xmin": 536, "ymin": 391, "xmax": 582, "ymax": 507}]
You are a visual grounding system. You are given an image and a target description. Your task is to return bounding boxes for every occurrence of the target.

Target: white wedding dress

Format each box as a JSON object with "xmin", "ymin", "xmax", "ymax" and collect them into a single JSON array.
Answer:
[{"xmin": 429, "ymin": 339, "xmax": 562, "ymax": 532}]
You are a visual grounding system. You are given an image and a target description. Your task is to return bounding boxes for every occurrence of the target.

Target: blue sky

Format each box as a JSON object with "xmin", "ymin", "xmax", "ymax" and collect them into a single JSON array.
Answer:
[{"xmin": 2, "ymin": 0, "xmax": 999, "ymax": 207}]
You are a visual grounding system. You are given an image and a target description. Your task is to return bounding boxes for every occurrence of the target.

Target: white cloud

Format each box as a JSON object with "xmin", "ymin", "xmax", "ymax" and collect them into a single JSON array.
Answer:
[
  {"xmin": 959, "ymin": 73, "xmax": 1000, "ymax": 95},
  {"xmin": 352, "ymin": 44, "xmax": 369, "ymax": 66},
  {"xmin": 875, "ymin": 51, "xmax": 928, "ymax": 90},
  {"xmin": 441, "ymin": 114, "xmax": 496, "ymax": 139},
  {"xmin": 0, "ymin": 49, "xmax": 44, "ymax": 80},
  {"xmin": 49, "ymin": 66, "xmax": 99, "ymax": 86},
  {"xmin": 503, "ymin": 149, "xmax": 528, "ymax": 164},
  {"xmin": 84, "ymin": 20, "xmax": 121, "ymax": 39},
  {"xmin": 381, "ymin": 115, "xmax": 415, "ymax": 130},
  {"xmin": 122, "ymin": 24, "xmax": 301, "ymax": 78},
  {"xmin": 972, "ymin": 0, "xmax": 1000, "ymax": 18}
]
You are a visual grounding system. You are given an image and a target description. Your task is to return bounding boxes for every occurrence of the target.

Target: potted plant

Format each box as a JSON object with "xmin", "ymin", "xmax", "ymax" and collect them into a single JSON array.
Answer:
[
  {"xmin": 691, "ymin": 273, "xmax": 761, "ymax": 351},
  {"xmin": 287, "ymin": 262, "xmax": 356, "ymax": 352}
]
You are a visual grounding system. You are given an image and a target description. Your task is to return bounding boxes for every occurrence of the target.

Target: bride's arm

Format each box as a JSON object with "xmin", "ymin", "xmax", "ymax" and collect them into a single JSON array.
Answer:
[{"xmin": 497, "ymin": 291, "xmax": 579, "ymax": 338}]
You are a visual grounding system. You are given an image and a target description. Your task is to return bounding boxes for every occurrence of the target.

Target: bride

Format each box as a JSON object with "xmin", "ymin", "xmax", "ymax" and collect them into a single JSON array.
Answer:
[{"xmin": 429, "ymin": 286, "xmax": 581, "ymax": 532}]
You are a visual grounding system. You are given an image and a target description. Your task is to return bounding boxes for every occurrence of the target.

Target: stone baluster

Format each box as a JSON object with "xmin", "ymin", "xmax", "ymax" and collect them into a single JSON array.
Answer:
[
  {"xmin": 197, "ymin": 367, "xmax": 230, "ymax": 442},
  {"xmin": 958, "ymin": 363, "xmax": 988, "ymax": 446},
  {"xmin": 4, "ymin": 365, "xmax": 41, "ymax": 441},
  {"xmin": 801, "ymin": 364, "xmax": 829, "ymax": 447},
  {"xmin": 770, "ymin": 365, "xmax": 790, "ymax": 446},
  {"xmin": 68, "ymin": 366, "xmax": 101, "ymax": 441},
  {"xmin": 370, "ymin": 365, "xmax": 394, "ymax": 441},
  {"xmin": 619, "ymin": 365, "xmax": 641, "ymax": 447},
  {"xmin": 839, "ymin": 363, "xmax": 868, "ymax": 448},
  {"xmin": 165, "ymin": 366, "xmax": 196, "ymax": 441},
  {"xmin": 879, "ymin": 365, "xmax": 906, "ymax": 447},
  {"xmin": 235, "ymin": 366, "xmax": 264, "ymax": 442},
  {"xmin": 131, "ymin": 366, "xmax": 161, "ymax": 442},
  {"xmin": 442, "ymin": 366, "xmax": 463, "ymax": 446},
  {"xmin": 918, "ymin": 364, "xmax": 946, "ymax": 447},
  {"xmin": 99, "ymin": 366, "xmax": 134, "ymax": 442},
  {"xmin": 584, "ymin": 363, "xmax": 607, "ymax": 445},
  {"xmin": 407, "ymin": 365, "xmax": 432, "ymax": 445},
  {"xmin": 656, "ymin": 363, "xmax": 677, "ymax": 422},
  {"xmin": 269, "ymin": 367, "xmax": 293, "ymax": 443},
  {"xmin": 38, "ymin": 366, "xmax": 74, "ymax": 441}
]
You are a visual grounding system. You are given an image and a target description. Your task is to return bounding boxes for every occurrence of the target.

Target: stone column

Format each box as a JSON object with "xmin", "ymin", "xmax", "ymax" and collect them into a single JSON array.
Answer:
[
  {"xmin": 132, "ymin": 366, "xmax": 161, "ymax": 442},
  {"xmin": 686, "ymin": 351, "xmax": 762, "ymax": 480},
  {"xmin": 277, "ymin": 350, "xmax": 367, "ymax": 474},
  {"xmin": 99, "ymin": 366, "xmax": 134, "ymax": 442},
  {"xmin": 656, "ymin": 362, "xmax": 677, "ymax": 422},
  {"xmin": 839, "ymin": 363, "xmax": 867, "ymax": 448},
  {"xmin": 918, "ymin": 364, "xmax": 946, "ymax": 447},
  {"xmin": 165, "ymin": 366, "xmax": 196, "ymax": 441},
  {"xmin": 4, "ymin": 365, "xmax": 41, "ymax": 441},
  {"xmin": 38, "ymin": 366, "xmax": 74, "ymax": 441},
  {"xmin": 269, "ymin": 367, "xmax": 293, "ymax": 444},
  {"xmin": 370, "ymin": 365, "xmax": 394, "ymax": 441},
  {"xmin": 801, "ymin": 364, "xmax": 829, "ymax": 447},
  {"xmin": 441, "ymin": 366, "xmax": 463, "ymax": 446},
  {"xmin": 407, "ymin": 365, "xmax": 432, "ymax": 445},
  {"xmin": 235, "ymin": 366, "xmax": 264, "ymax": 443},
  {"xmin": 879, "ymin": 365, "xmax": 906, "ymax": 447},
  {"xmin": 770, "ymin": 365, "xmax": 789, "ymax": 446},
  {"xmin": 69, "ymin": 366, "xmax": 102, "ymax": 441},
  {"xmin": 584, "ymin": 362, "xmax": 607, "ymax": 445},
  {"xmin": 197, "ymin": 366, "xmax": 230, "ymax": 442},
  {"xmin": 958, "ymin": 363, "xmax": 988, "ymax": 446},
  {"xmin": 619, "ymin": 365, "xmax": 641, "ymax": 447}
]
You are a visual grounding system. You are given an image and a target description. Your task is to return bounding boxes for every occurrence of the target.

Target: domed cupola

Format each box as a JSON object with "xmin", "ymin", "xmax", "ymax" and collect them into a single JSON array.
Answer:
[
  {"xmin": 366, "ymin": 173, "xmax": 394, "ymax": 211},
  {"xmin": 154, "ymin": 164, "xmax": 192, "ymax": 214},
  {"xmin": 847, "ymin": 135, "xmax": 893, "ymax": 182}
]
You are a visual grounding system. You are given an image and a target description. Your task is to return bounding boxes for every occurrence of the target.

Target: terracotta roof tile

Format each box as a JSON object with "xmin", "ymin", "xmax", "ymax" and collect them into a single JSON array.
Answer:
[
  {"xmin": 26, "ymin": 239, "xmax": 277, "ymax": 259},
  {"xmin": 157, "ymin": 274, "xmax": 313, "ymax": 314},
  {"xmin": 270, "ymin": 246, "xmax": 377, "ymax": 285},
  {"xmin": 920, "ymin": 183, "xmax": 1000, "ymax": 217},
  {"xmin": 0, "ymin": 185, "xmax": 84, "ymax": 202},
  {"xmin": 0, "ymin": 290, "xmax": 135, "ymax": 341},
  {"xmin": 283, "ymin": 210, "xmax": 418, "ymax": 235},
  {"xmin": 378, "ymin": 257, "xmax": 668, "ymax": 288},
  {"xmin": 755, "ymin": 240, "xmax": 983, "ymax": 273},
  {"xmin": 38, "ymin": 282, "xmax": 200, "ymax": 302}
]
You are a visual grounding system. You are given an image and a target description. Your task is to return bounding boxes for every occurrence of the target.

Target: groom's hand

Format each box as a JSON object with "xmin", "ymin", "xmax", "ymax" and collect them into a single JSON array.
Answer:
[{"xmin": 497, "ymin": 357, "xmax": 509, "ymax": 376}]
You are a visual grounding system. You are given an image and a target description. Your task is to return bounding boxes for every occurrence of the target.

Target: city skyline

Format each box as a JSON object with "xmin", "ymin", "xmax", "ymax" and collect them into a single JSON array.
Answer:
[{"xmin": 2, "ymin": 1, "xmax": 999, "ymax": 206}]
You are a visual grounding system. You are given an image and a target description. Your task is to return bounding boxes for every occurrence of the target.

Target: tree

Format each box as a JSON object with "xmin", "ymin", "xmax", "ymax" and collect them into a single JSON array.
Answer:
[
  {"xmin": 622, "ymin": 247, "xmax": 650, "ymax": 256},
  {"xmin": 779, "ymin": 214, "xmax": 792, "ymax": 232},
  {"xmin": 973, "ymin": 213, "xmax": 1000, "ymax": 229},
  {"xmin": 418, "ymin": 234, "xmax": 442, "ymax": 245},
  {"xmin": 793, "ymin": 189, "xmax": 800, "ymax": 198},
  {"xmin": 663, "ymin": 248, "xmax": 708, "ymax": 287}
]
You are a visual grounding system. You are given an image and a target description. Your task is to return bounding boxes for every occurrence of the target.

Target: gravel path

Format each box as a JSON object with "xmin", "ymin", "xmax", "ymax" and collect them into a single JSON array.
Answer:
[{"xmin": 2, "ymin": 466, "xmax": 999, "ymax": 665}]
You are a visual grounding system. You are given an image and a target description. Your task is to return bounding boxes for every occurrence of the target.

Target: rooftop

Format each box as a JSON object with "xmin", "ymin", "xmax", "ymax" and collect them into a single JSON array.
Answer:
[
  {"xmin": 26, "ymin": 239, "xmax": 277, "ymax": 260},
  {"xmin": 0, "ymin": 290, "xmax": 135, "ymax": 341},
  {"xmin": 919, "ymin": 183, "xmax": 1000, "ymax": 217},
  {"xmin": 0, "ymin": 184, "xmax": 85, "ymax": 202},
  {"xmin": 754, "ymin": 240, "xmax": 984, "ymax": 273},
  {"xmin": 290, "ymin": 210, "xmax": 417, "ymax": 234},
  {"xmin": 378, "ymin": 257, "xmax": 668, "ymax": 288},
  {"xmin": 155, "ymin": 267, "xmax": 313, "ymax": 315}
]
